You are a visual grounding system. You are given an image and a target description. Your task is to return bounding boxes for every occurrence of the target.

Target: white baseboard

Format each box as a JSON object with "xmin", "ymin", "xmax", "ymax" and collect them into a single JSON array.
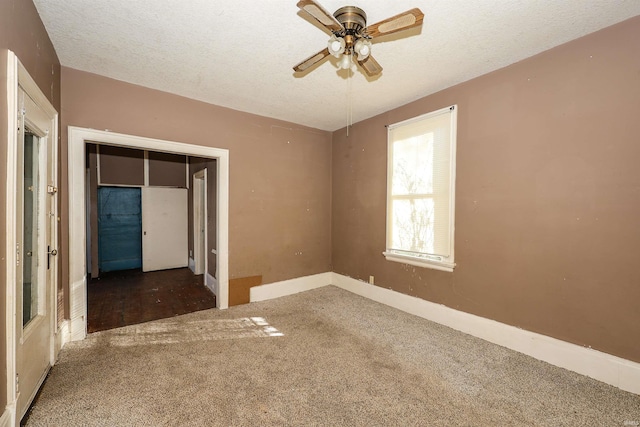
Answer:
[
  {"xmin": 250, "ymin": 272, "xmax": 332, "ymax": 302},
  {"xmin": 205, "ymin": 272, "xmax": 218, "ymax": 296},
  {"xmin": 0, "ymin": 405, "xmax": 13, "ymax": 427},
  {"xmin": 69, "ymin": 314, "xmax": 86, "ymax": 342},
  {"xmin": 55, "ymin": 319, "xmax": 71, "ymax": 358},
  {"xmin": 331, "ymin": 273, "xmax": 640, "ymax": 396},
  {"xmin": 69, "ymin": 277, "xmax": 87, "ymax": 342},
  {"xmin": 188, "ymin": 257, "xmax": 196, "ymax": 274}
]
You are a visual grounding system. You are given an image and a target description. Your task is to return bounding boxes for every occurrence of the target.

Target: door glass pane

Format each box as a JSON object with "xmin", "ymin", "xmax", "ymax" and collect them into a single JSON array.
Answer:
[{"xmin": 23, "ymin": 130, "xmax": 40, "ymax": 327}]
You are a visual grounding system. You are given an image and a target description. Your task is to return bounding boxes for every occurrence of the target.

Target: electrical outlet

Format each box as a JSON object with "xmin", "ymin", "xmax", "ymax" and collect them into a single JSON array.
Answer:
[{"xmin": 369, "ymin": 275, "xmax": 374, "ymax": 285}]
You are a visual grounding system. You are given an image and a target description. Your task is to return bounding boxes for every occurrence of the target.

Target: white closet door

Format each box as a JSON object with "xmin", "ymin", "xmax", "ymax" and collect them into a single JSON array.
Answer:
[{"xmin": 141, "ymin": 187, "xmax": 188, "ymax": 272}]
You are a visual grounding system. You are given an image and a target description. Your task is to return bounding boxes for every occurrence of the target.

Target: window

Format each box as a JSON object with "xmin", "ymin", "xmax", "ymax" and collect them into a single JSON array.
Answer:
[{"xmin": 384, "ymin": 105, "xmax": 457, "ymax": 272}]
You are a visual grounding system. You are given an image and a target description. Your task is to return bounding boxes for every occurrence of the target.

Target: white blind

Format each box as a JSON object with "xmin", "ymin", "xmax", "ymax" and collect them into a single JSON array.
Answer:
[{"xmin": 387, "ymin": 106, "xmax": 456, "ymax": 259}]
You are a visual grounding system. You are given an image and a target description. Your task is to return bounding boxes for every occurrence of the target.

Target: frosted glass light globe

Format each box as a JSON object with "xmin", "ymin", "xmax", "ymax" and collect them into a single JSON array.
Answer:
[
  {"xmin": 328, "ymin": 35, "xmax": 346, "ymax": 58},
  {"xmin": 339, "ymin": 54, "xmax": 352, "ymax": 70}
]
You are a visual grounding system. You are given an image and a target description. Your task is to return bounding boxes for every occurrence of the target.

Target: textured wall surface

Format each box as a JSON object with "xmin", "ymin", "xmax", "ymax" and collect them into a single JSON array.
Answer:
[
  {"xmin": 61, "ymin": 68, "xmax": 333, "ymax": 295},
  {"xmin": 332, "ymin": 17, "xmax": 640, "ymax": 363}
]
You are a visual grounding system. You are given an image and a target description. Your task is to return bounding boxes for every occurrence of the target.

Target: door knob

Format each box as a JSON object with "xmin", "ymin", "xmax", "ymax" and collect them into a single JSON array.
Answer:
[{"xmin": 47, "ymin": 246, "xmax": 57, "ymax": 270}]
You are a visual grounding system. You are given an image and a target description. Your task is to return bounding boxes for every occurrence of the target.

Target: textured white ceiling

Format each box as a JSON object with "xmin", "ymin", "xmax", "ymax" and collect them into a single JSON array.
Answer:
[{"xmin": 33, "ymin": 1, "xmax": 640, "ymax": 131}]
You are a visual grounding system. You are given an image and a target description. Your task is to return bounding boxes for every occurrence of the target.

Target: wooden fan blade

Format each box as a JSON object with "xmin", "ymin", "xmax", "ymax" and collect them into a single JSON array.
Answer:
[
  {"xmin": 365, "ymin": 8, "xmax": 424, "ymax": 38},
  {"xmin": 297, "ymin": 0, "xmax": 343, "ymax": 33},
  {"xmin": 357, "ymin": 55, "xmax": 383, "ymax": 77},
  {"xmin": 293, "ymin": 48, "xmax": 331, "ymax": 73}
]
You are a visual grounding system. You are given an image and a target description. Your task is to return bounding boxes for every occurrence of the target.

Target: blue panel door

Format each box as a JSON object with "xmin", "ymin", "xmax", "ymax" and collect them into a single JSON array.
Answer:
[{"xmin": 98, "ymin": 187, "xmax": 142, "ymax": 272}]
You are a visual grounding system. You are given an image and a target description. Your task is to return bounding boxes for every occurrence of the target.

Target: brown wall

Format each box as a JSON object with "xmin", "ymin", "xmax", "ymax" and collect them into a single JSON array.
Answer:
[
  {"xmin": 99, "ymin": 145, "xmax": 145, "ymax": 186},
  {"xmin": 60, "ymin": 68, "xmax": 333, "ymax": 298},
  {"xmin": 0, "ymin": 0, "xmax": 60, "ymax": 410},
  {"xmin": 0, "ymin": 0, "xmax": 60, "ymax": 105},
  {"xmin": 96, "ymin": 145, "xmax": 186, "ymax": 188},
  {"xmin": 332, "ymin": 17, "xmax": 640, "ymax": 363},
  {"xmin": 148, "ymin": 152, "xmax": 187, "ymax": 187}
]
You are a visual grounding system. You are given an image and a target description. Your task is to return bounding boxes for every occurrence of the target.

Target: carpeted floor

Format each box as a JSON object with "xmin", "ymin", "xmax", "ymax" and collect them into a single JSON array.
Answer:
[{"xmin": 24, "ymin": 286, "xmax": 639, "ymax": 426}]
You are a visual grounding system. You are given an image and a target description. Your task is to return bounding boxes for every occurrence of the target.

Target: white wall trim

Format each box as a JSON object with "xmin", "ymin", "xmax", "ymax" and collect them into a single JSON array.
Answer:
[
  {"xmin": 250, "ymin": 272, "xmax": 332, "ymax": 302},
  {"xmin": 188, "ymin": 257, "xmax": 196, "ymax": 274},
  {"xmin": 4, "ymin": 50, "xmax": 19, "ymax": 424},
  {"xmin": 331, "ymin": 273, "xmax": 640, "ymax": 395},
  {"xmin": 68, "ymin": 127, "xmax": 230, "ymax": 342},
  {"xmin": 205, "ymin": 272, "xmax": 218, "ymax": 296},
  {"xmin": 143, "ymin": 149, "xmax": 149, "ymax": 187},
  {"xmin": 0, "ymin": 405, "xmax": 13, "ymax": 427}
]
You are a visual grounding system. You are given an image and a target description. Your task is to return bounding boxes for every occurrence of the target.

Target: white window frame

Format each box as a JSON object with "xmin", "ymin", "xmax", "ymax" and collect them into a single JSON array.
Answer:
[{"xmin": 384, "ymin": 105, "xmax": 457, "ymax": 272}]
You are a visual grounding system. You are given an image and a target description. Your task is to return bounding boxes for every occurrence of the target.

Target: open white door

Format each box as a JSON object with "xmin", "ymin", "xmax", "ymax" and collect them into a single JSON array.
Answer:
[
  {"xmin": 192, "ymin": 169, "xmax": 207, "ymax": 275},
  {"xmin": 141, "ymin": 187, "xmax": 188, "ymax": 272},
  {"xmin": 8, "ymin": 53, "xmax": 59, "ymax": 423}
]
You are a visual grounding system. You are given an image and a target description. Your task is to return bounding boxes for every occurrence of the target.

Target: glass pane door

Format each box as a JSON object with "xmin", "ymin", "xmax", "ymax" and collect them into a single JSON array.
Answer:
[{"xmin": 22, "ymin": 130, "xmax": 40, "ymax": 326}]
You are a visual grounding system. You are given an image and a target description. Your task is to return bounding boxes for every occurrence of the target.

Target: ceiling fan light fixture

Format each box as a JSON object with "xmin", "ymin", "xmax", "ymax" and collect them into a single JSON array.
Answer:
[
  {"xmin": 328, "ymin": 35, "xmax": 346, "ymax": 58},
  {"xmin": 338, "ymin": 53, "xmax": 353, "ymax": 70},
  {"xmin": 354, "ymin": 39, "xmax": 371, "ymax": 60},
  {"xmin": 294, "ymin": 1, "xmax": 425, "ymax": 77}
]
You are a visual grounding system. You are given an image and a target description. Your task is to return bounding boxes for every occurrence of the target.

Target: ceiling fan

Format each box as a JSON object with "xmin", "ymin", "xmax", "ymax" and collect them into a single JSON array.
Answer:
[{"xmin": 293, "ymin": 0, "xmax": 424, "ymax": 77}]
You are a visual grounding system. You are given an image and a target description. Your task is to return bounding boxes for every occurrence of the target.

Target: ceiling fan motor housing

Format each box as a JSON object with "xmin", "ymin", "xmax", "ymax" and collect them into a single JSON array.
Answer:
[{"xmin": 333, "ymin": 6, "xmax": 367, "ymax": 35}]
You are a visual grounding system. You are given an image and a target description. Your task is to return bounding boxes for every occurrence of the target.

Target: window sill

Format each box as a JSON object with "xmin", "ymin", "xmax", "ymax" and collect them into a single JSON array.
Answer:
[{"xmin": 383, "ymin": 251, "xmax": 455, "ymax": 272}]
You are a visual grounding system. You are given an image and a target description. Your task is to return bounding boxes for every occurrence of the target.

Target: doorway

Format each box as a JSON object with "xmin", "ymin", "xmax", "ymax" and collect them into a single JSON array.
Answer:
[
  {"xmin": 97, "ymin": 186, "xmax": 143, "ymax": 272},
  {"xmin": 68, "ymin": 128, "xmax": 229, "ymax": 342}
]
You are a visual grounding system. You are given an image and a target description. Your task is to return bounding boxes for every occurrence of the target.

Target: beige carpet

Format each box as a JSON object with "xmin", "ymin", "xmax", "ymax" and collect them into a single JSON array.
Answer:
[{"xmin": 25, "ymin": 286, "xmax": 639, "ymax": 426}]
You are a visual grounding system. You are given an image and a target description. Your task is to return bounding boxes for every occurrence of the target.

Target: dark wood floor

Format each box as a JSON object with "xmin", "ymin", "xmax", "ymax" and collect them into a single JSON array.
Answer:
[{"xmin": 87, "ymin": 267, "xmax": 217, "ymax": 333}]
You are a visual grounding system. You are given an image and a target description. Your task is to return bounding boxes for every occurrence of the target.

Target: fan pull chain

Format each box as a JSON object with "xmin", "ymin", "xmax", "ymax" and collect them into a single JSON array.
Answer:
[
  {"xmin": 350, "ymin": 66, "xmax": 353, "ymax": 132},
  {"xmin": 346, "ymin": 65, "xmax": 353, "ymax": 137}
]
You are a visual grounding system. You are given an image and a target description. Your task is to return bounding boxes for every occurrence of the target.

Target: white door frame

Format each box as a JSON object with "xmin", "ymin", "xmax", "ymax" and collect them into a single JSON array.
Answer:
[
  {"xmin": 4, "ymin": 50, "xmax": 59, "ymax": 426},
  {"xmin": 192, "ymin": 169, "xmax": 208, "ymax": 276},
  {"xmin": 68, "ymin": 127, "xmax": 229, "ymax": 342}
]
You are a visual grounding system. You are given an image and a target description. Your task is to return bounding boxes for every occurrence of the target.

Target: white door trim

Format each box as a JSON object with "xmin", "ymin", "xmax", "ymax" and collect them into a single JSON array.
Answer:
[
  {"xmin": 4, "ymin": 49, "xmax": 19, "ymax": 427},
  {"xmin": 4, "ymin": 50, "xmax": 59, "ymax": 426},
  {"xmin": 67, "ymin": 127, "xmax": 229, "ymax": 342}
]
